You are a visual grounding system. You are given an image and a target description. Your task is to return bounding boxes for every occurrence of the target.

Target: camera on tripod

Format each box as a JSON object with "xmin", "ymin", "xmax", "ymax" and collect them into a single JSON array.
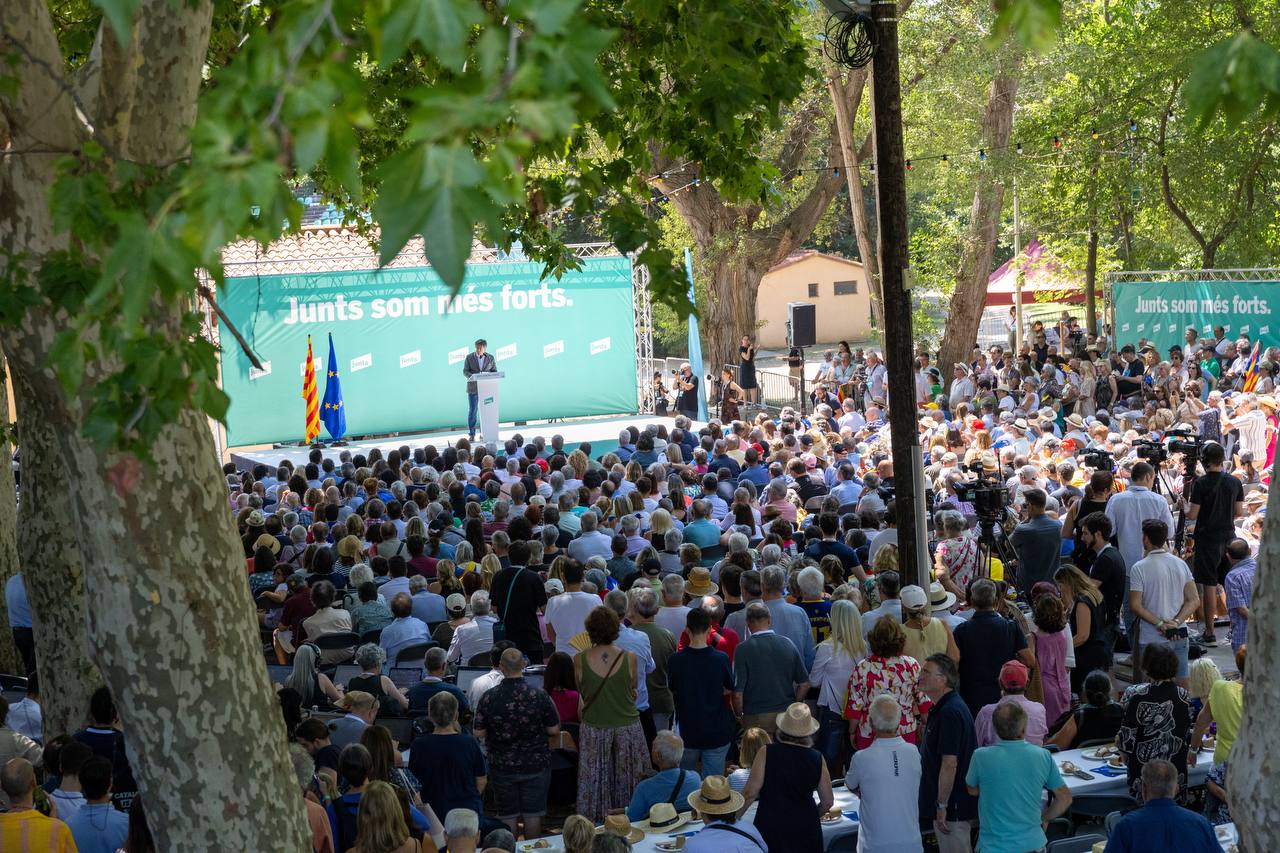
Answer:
[
  {"xmin": 953, "ymin": 462, "xmax": 1010, "ymax": 520},
  {"xmin": 1134, "ymin": 439, "xmax": 1167, "ymax": 464},
  {"xmin": 1164, "ymin": 428, "xmax": 1204, "ymax": 461},
  {"xmin": 1080, "ymin": 448, "xmax": 1114, "ymax": 471}
]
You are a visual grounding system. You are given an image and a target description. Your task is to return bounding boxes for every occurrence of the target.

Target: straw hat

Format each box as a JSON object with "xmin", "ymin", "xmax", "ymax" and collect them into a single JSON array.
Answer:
[
  {"xmin": 253, "ymin": 533, "xmax": 281, "ymax": 556},
  {"xmin": 635, "ymin": 802, "xmax": 690, "ymax": 833},
  {"xmin": 597, "ymin": 814, "xmax": 645, "ymax": 843},
  {"xmin": 687, "ymin": 775, "xmax": 744, "ymax": 816},
  {"xmin": 685, "ymin": 566, "xmax": 718, "ymax": 597},
  {"xmin": 246, "ymin": 509, "xmax": 266, "ymax": 527},
  {"xmin": 775, "ymin": 702, "xmax": 820, "ymax": 738},
  {"xmin": 1065, "ymin": 413, "xmax": 1086, "ymax": 430},
  {"xmin": 1258, "ymin": 395, "xmax": 1278, "ymax": 412},
  {"xmin": 928, "ymin": 582, "xmax": 958, "ymax": 612}
]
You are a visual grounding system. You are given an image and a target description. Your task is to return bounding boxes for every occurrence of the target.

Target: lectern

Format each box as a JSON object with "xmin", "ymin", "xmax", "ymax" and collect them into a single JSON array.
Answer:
[{"xmin": 472, "ymin": 372, "xmax": 505, "ymax": 444}]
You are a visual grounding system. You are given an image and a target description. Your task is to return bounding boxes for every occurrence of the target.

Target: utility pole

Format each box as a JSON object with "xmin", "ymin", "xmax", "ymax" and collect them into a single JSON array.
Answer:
[
  {"xmin": 1013, "ymin": 178, "xmax": 1024, "ymax": 352},
  {"xmin": 869, "ymin": 0, "xmax": 925, "ymax": 587}
]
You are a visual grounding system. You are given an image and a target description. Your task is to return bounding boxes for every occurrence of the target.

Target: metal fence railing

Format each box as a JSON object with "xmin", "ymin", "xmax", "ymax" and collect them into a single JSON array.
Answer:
[{"xmin": 723, "ymin": 364, "xmax": 805, "ymax": 413}]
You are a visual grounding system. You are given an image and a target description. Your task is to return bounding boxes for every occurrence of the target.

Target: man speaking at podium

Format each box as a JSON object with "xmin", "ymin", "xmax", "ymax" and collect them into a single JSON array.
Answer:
[{"xmin": 463, "ymin": 338, "xmax": 496, "ymax": 441}]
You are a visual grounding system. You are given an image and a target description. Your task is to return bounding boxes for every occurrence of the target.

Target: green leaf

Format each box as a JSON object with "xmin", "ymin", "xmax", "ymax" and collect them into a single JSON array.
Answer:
[
  {"xmin": 293, "ymin": 115, "xmax": 330, "ymax": 175},
  {"xmin": 379, "ymin": 0, "xmax": 483, "ymax": 71},
  {"xmin": 1184, "ymin": 32, "xmax": 1280, "ymax": 127},
  {"xmin": 990, "ymin": 0, "xmax": 1061, "ymax": 54},
  {"xmin": 92, "ymin": 0, "xmax": 141, "ymax": 47}
]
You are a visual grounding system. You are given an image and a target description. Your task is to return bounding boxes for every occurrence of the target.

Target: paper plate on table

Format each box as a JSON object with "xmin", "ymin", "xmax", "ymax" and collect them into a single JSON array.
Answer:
[
  {"xmin": 518, "ymin": 840, "xmax": 561, "ymax": 852},
  {"xmin": 1082, "ymin": 745, "xmax": 1117, "ymax": 761}
]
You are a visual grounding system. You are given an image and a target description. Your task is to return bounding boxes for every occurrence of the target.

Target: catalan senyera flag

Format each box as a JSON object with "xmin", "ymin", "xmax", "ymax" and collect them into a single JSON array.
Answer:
[
  {"xmin": 302, "ymin": 335, "xmax": 321, "ymax": 443},
  {"xmin": 1242, "ymin": 340, "xmax": 1262, "ymax": 392}
]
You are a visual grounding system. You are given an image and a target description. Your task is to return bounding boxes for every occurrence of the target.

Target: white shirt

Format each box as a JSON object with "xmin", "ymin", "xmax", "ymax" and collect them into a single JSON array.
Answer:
[
  {"xmin": 810, "ymin": 640, "xmax": 862, "ymax": 714},
  {"xmin": 949, "ymin": 376, "xmax": 975, "ymax": 410},
  {"xmin": 839, "ymin": 410, "xmax": 867, "ymax": 432},
  {"xmin": 447, "ymin": 614, "xmax": 497, "ymax": 663},
  {"xmin": 567, "ymin": 530, "xmax": 613, "ymax": 563},
  {"xmin": 5, "ymin": 697, "xmax": 41, "ymax": 741},
  {"xmin": 1105, "ymin": 486, "xmax": 1176, "ymax": 569},
  {"xmin": 1235, "ymin": 409, "xmax": 1270, "ymax": 458},
  {"xmin": 654, "ymin": 605, "xmax": 691, "ymax": 639},
  {"xmin": 615, "ymin": 625, "xmax": 657, "ymax": 711},
  {"xmin": 1130, "ymin": 549, "xmax": 1194, "ymax": 645},
  {"xmin": 378, "ymin": 576, "xmax": 412, "ymax": 604},
  {"xmin": 861, "ymin": 600, "xmax": 903, "ymax": 638},
  {"xmin": 467, "ymin": 669, "xmax": 504, "ymax": 708},
  {"xmin": 867, "ymin": 528, "xmax": 898, "ymax": 563},
  {"xmin": 546, "ymin": 590, "xmax": 604, "ymax": 655},
  {"xmin": 845, "ymin": 736, "xmax": 924, "ymax": 853}
]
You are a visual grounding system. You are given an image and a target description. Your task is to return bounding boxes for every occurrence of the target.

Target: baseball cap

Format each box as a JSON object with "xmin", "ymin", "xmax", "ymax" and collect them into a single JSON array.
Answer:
[
  {"xmin": 899, "ymin": 585, "xmax": 928, "ymax": 610},
  {"xmin": 999, "ymin": 660, "xmax": 1030, "ymax": 689},
  {"xmin": 445, "ymin": 593, "xmax": 466, "ymax": 614}
]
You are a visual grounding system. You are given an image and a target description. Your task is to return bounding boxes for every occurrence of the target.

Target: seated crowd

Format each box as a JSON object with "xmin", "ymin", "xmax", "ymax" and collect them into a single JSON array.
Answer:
[{"xmin": 1, "ymin": 325, "xmax": 1262, "ymax": 852}]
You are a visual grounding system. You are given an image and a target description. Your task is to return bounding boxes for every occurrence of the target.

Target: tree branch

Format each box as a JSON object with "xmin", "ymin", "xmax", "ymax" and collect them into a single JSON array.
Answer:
[
  {"xmin": 197, "ymin": 286, "xmax": 263, "ymax": 370},
  {"xmin": 1157, "ymin": 80, "xmax": 1209, "ymax": 258}
]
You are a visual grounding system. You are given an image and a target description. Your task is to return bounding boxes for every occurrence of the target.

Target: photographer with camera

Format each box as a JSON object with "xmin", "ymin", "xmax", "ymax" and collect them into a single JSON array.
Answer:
[
  {"xmin": 1184, "ymin": 442, "xmax": 1244, "ymax": 647},
  {"xmin": 675, "ymin": 363, "xmax": 700, "ymax": 421}
]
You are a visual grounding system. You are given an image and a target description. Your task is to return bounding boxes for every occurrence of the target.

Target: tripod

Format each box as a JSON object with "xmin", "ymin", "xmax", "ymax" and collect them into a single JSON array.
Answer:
[
  {"xmin": 974, "ymin": 512, "xmax": 1016, "ymax": 583},
  {"xmin": 1149, "ymin": 456, "xmax": 1198, "ymax": 553}
]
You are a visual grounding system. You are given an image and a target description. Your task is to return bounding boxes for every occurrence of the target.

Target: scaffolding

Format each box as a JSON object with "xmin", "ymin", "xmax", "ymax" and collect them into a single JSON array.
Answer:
[{"xmin": 201, "ymin": 230, "xmax": 656, "ymax": 453}]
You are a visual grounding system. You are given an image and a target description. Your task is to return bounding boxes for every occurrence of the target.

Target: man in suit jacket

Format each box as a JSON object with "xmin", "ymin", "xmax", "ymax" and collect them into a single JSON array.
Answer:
[{"xmin": 462, "ymin": 338, "xmax": 496, "ymax": 440}]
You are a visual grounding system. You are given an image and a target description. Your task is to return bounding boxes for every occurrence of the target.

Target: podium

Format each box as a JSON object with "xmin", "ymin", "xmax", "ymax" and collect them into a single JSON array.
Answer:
[{"xmin": 472, "ymin": 372, "xmax": 505, "ymax": 444}]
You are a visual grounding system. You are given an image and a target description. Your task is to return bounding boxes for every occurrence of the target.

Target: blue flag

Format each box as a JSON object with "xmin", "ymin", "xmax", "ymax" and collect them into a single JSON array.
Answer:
[{"xmin": 321, "ymin": 333, "xmax": 347, "ymax": 440}]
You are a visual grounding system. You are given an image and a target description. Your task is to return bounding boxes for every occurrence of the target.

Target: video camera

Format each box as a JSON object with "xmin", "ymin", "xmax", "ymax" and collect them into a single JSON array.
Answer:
[
  {"xmin": 953, "ymin": 461, "xmax": 1009, "ymax": 522},
  {"xmin": 1134, "ymin": 439, "xmax": 1167, "ymax": 465},
  {"xmin": 1080, "ymin": 448, "xmax": 1114, "ymax": 472},
  {"xmin": 1164, "ymin": 427, "xmax": 1205, "ymax": 460}
]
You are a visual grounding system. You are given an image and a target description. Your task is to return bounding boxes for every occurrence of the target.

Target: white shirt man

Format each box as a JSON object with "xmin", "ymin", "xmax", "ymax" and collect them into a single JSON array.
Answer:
[
  {"xmin": 545, "ymin": 585, "xmax": 603, "ymax": 656},
  {"xmin": 567, "ymin": 517, "xmax": 613, "ymax": 563},
  {"xmin": 838, "ymin": 400, "xmax": 866, "ymax": 432},
  {"xmin": 866, "ymin": 357, "xmax": 888, "ymax": 405},
  {"xmin": 846, "ymin": 695, "xmax": 924, "ymax": 853},
  {"xmin": 949, "ymin": 367, "xmax": 975, "ymax": 411}
]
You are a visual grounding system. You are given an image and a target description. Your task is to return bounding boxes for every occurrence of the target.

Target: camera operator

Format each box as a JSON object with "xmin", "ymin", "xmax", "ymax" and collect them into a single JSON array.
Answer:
[
  {"xmin": 675, "ymin": 363, "xmax": 700, "ymax": 421},
  {"xmin": 1009, "ymin": 488, "xmax": 1062, "ymax": 595},
  {"xmin": 650, "ymin": 370, "xmax": 671, "ymax": 417},
  {"xmin": 1184, "ymin": 442, "xmax": 1244, "ymax": 647}
]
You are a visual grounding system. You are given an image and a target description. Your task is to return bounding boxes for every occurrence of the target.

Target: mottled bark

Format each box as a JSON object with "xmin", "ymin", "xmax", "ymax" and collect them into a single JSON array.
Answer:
[
  {"xmin": 0, "ymin": 0, "xmax": 312, "ymax": 847},
  {"xmin": 702, "ymin": 254, "xmax": 768, "ymax": 377},
  {"xmin": 937, "ymin": 60, "xmax": 1020, "ymax": 386},
  {"xmin": 1230, "ymin": 452, "xmax": 1280, "ymax": 851},
  {"xmin": 9, "ymin": 367, "xmax": 101, "ymax": 735},
  {"xmin": 0, "ymin": 369, "xmax": 22, "ymax": 676}
]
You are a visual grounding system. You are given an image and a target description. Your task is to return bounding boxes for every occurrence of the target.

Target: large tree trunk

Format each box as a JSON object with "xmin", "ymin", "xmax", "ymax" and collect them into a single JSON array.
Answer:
[
  {"xmin": 701, "ymin": 251, "xmax": 766, "ymax": 379},
  {"xmin": 1230, "ymin": 453, "xmax": 1280, "ymax": 851},
  {"xmin": 1, "ymin": 0, "xmax": 313, "ymax": 846},
  {"xmin": 0, "ymin": 365, "xmax": 22, "ymax": 676},
  {"xmin": 827, "ymin": 72, "xmax": 883, "ymax": 327},
  {"xmin": 937, "ymin": 61, "xmax": 1020, "ymax": 384},
  {"xmin": 8, "ymin": 365, "xmax": 101, "ymax": 734}
]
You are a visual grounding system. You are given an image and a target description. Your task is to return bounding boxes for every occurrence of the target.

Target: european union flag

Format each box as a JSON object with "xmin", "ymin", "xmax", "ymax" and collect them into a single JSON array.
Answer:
[{"xmin": 321, "ymin": 333, "xmax": 347, "ymax": 440}]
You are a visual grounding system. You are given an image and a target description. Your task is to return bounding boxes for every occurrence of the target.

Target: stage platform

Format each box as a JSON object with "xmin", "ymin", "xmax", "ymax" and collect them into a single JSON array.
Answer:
[{"xmin": 227, "ymin": 413, "xmax": 698, "ymax": 471}]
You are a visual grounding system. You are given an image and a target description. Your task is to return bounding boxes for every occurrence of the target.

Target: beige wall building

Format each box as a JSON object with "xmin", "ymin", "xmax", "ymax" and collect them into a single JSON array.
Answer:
[{"xmin": 755, "ymin": 250, "xmax": 874, "ymax": 348}]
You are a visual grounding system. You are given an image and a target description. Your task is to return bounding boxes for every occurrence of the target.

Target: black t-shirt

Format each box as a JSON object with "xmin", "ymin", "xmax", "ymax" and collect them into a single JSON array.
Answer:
[
  {"xmin": 677, "ymin": 374, "xmax": 700, "ymax": 411},
  {"xmin": 1189, "ymin": 471, "xmax": 1244, "ymax": 543},
  {"xmin": 918, "ymin": 690, "xmax": 978, "ymax": 822},
  {"xmin": 490, "ymin": 565, "xmax": 548, "ymax": 654},
  {"xmin": 74, "ymin": 727, "xmax": 137, "ymax": 811},
  {"xmin": 666, "ymin": 646, "xmax": 736, "ymax": 749},
  {"xmin": 314, "ymin": 743, "xmax": 342, "ymax": 774},
  {"xmin": 1089, "ymin": 545, "xmax": 1127, "ymax": 627}
]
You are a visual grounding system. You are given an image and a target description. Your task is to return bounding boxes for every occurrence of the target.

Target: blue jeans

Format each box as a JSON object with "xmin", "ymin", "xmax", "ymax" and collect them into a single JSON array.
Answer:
[
  {"xmin": 680, "ymin": 743, "xmax": 729, "ymax": 778},
  {"xmin": 467, "ymin": 391, "xmax": 479, "ymax": 437},
  {"xmin": 815, "ymin": 705, "xmax": 847, "ymax": 776}
]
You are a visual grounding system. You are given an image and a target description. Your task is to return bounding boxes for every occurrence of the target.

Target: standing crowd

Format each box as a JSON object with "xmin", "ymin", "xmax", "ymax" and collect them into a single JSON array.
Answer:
[{"xmin": 0, "ymin": 317, "xmax": 1264, "ymax": 852}]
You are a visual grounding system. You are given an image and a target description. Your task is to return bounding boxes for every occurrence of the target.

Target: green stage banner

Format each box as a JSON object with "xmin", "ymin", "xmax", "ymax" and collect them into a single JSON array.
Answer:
[
  {"xmin": 218, "ymin": 256, "xmax": 637, "ymax": 446},
  {"xmin": 1111, "ymin": 281, "xmax": 1280, "ymax": 354}
]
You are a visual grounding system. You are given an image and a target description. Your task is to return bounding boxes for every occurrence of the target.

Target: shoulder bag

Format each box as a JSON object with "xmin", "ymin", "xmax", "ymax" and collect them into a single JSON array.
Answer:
[
  {"xmin": 491, "ymin": 567, "xmax": 521, "ymax": 643},
  {"xmin": 579, "ymin": 649, "xmax": 625, "ymax": 718}
]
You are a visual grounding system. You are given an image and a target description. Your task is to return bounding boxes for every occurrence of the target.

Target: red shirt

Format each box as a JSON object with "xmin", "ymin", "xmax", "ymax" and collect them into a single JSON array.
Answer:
[
  {"xmin": 677, "ymin": 625, "xmax": 740, "ymax": 664},
  {"xmin": 282, "ymin": 589, "xmax": 317, "ymax": 640}
]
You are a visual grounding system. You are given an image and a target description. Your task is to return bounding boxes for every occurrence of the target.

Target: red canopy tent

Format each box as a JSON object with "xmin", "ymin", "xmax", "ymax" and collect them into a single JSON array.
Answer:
[{"xmin": 985, "ymin": 239, "xmax": 1085, "ymax": 306}]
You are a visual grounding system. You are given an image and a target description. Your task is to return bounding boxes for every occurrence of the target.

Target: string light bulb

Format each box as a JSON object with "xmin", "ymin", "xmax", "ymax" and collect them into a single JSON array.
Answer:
[
  {"xmin": 978, "ymin": 149, "xmax": 986, "ymax": 161},
  {"xmin": 1053, "ymin": 136, "xmax": 1062, "ymax": 148},
  {"xmin": 1091, "ymin": 128, "xmax": 1100, "ymax": 140},
  {"xmin": 941, "ymin": 154, "xmax": 950, "ymax": 167},
  {"xmin": 1015, "ymin": 142, "xmax": 1023, "ymax": 155},
  {"xmin": 833, "ymin": 167, "xmax": 841, "ymax": 177},
  {"xmin": 1129, "ymin": 119, "xmax": 1137, "ymax": 132},
  {"xmin": 905, "ymin": 159, "xmax": 912, "ymax": 171}
]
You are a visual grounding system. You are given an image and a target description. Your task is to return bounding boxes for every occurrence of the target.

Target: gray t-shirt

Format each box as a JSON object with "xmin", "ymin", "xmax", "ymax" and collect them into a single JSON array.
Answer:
[{"xmin": 733, "ymin": 631, "xmax": 808, "ymax": 716}]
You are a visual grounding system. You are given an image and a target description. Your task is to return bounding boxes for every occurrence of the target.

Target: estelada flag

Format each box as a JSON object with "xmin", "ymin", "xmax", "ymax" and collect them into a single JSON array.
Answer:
[
  {"xmin": 302, "ymin": 335, "xmax": 321, "ymax": 443},
  {"xmin": 1242, "ymin": 341, "xmax": 1262, "ymax": 392}
]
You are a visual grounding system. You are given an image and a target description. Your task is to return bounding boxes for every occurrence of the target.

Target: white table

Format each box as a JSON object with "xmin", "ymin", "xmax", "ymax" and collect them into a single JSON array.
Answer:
[
  {"xmin": 628, "ymin": 785, "xmax": 860, "ymax": 853},
  {"xmin": 1054, "ymin": 745, "xmax": 1214, "ymax": 795}
]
